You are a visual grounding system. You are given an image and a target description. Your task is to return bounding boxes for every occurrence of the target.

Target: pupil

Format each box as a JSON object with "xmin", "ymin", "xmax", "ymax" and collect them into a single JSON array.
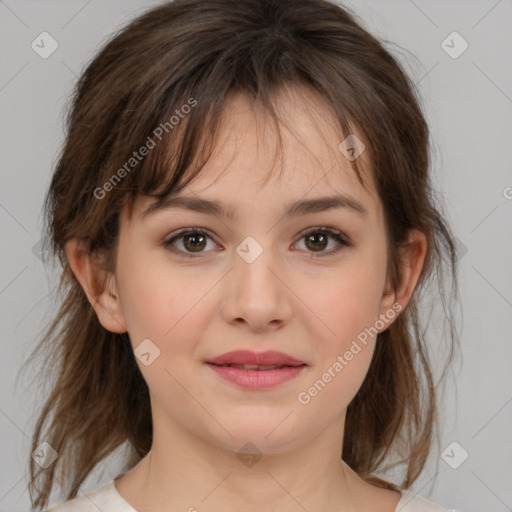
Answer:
[
  {"xmin": 185, "ymin": 233, "xmax": 206, "ymax": 252},
  {"xmin": 307, "ymin": 233, "xmax": 327, "ymax": 251}
]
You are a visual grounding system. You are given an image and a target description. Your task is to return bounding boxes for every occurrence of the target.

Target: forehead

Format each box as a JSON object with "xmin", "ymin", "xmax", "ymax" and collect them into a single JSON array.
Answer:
[{"xmin": 130, "ymin": 86, "xmax": 380, "ymax": 221}]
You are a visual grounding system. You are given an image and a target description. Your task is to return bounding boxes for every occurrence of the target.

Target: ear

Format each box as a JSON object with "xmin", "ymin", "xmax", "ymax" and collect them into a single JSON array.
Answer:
[
  {"xmin": 378, "ymin": 229, "xmax": 428, "ymax": 328},
  {"xmin": 64, "ymin": 238, "xmax": 127, "ymax": 334}
]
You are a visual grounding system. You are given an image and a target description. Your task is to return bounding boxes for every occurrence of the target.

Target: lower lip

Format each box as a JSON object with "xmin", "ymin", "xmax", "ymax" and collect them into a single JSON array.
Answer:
[{"xmin": 206, "ymin": 363, "xmax": 306, "ymax": 389}]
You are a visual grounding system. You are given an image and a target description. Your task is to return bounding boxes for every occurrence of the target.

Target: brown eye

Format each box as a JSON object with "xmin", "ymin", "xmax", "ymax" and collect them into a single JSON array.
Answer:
[
  {"xmin": 163, "ymin": 229, "xmax": 216, "ymax": 258},
  {"xmin": 182, "ymin": 232, "xmax": 207, "ymax": 252},
  {"xmin": 294, "ymin": 227, "xmax": 351, "ymax": 258},
  {"xmin": 304, "ymin": 232, "xmax": 329, "ymax": 252}
]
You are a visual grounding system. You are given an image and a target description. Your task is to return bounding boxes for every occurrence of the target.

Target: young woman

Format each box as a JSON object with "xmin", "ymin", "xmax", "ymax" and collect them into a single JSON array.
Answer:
[{"xmin": 27, "ymin": 0, "xmax": 461, "ymax": 510}]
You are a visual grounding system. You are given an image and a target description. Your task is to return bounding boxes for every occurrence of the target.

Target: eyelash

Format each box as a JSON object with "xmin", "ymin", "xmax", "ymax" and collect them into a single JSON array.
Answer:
[{"xmin": 162, "ymin": 226, "xmax": 351, "ymax": 259}]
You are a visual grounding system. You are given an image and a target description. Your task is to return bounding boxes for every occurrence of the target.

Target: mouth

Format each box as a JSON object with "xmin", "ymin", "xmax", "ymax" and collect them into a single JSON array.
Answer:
[
  {"xmin": 206, "ymin": 363, "xmax": 306, "ymax": 371},
  {"xmin": 205, "ymin": 361, "xmax": 307, "ymax": 389},
  {"xmin": 205, "ymin": 349, "xmax": 307, "ymax": 368}
]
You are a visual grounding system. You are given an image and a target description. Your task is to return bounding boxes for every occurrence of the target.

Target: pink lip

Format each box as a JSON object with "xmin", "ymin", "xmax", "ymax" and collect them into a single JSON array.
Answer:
[
  {"xmin": 205, "ymin": 350, "xmax": 306, "ymax": 366},
  {"xmin": 207, "ymin": 364, "xmax": 306, "ymax": 389},
  {"xmin": 205, "ymin": 350, "xmax": 307, "ymax": 390}
]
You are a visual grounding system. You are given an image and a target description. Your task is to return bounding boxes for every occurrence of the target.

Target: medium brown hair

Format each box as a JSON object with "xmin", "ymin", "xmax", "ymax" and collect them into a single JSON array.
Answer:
[{"xmin": 23, "ymin": 0, "xmax": 461, "ymax": 509}]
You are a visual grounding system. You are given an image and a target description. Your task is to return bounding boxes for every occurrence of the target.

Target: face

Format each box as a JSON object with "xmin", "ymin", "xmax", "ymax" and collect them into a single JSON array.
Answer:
[{"xmin": 111, "ymin": 88, "xmax": 397, "ymax": 456}]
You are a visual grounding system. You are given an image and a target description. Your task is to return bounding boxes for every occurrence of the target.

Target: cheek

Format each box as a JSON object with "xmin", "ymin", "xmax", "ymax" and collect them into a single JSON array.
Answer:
[
  {"xmin": 116, "ymin": 258, "xmax": 208, "ymax": 401},
  {"xmin": 297, "ymin": 273, "xmax": 382, "ymax": 415},
  {"xmin": 295, "ymin": 256, "xmax": 386, "ymax": 406},
  {"xmin": 116, "ymin": 253, "xmax": 214, "ymax": 369},
  {"xmin": 306, "ymin": 264, "xmax": 385, "ymax": 349},
  {"xmin": 117, "ymin": 248, "xmax": 191, "ymax": 332}
]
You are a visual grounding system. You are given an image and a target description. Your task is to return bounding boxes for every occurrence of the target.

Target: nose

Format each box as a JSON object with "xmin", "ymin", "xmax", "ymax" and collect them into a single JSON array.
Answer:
[{"xmin": 220, "ymin": 237, "xmax": 293, "ymax": 333}]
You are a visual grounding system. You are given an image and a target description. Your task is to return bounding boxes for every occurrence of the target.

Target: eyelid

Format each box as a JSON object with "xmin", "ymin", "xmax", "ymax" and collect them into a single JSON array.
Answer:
[
  {"xmin": 295, "ymin": 226, "xmax": 351, "ymax": 245},
  {"xmin": 162, "ymin": 227, "xmax": 219, "ymax": 256}
]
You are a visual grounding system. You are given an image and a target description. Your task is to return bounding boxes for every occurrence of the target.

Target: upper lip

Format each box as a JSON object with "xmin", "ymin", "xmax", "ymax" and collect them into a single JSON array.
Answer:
[{"xmin": 205, "ymin": 350, "xmax": 306, "ymax": 367}]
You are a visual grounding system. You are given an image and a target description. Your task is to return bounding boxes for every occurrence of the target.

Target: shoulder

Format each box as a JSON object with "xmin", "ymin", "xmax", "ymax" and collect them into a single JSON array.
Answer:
[
  {"xmin": 46, "ymin": 480, "xmax": 135, "ymax": 512},
  {"xmin": 396, "ymin": 489, "xmax": 457, "ymax": 512}
]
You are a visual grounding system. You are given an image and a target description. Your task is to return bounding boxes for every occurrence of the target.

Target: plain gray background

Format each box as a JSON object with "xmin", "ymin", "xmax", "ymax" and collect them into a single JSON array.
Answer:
[{"xmin": 1, "ymin": 1, "xmax": 511, "ymax": 511}]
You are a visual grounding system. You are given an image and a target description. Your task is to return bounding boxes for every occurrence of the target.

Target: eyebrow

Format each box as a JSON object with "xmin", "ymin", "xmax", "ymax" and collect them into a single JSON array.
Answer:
[{"xmin": 142, "ymin": 193, "xmax": 369, "ymax": 220}]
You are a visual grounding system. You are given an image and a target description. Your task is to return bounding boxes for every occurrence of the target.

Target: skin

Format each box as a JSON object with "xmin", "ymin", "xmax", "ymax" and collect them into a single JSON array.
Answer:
[{"xmin": 66, "ymin": 86, "xmax": 427, "ymax": 512}]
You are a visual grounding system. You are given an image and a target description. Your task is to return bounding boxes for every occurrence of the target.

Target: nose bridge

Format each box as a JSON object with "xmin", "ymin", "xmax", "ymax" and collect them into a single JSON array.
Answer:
[
  {"xmin": 233, "ymin": 234, "xmax": 279, "ymax": 294},
  {"xmin": 223, "ymin": 233, "xmax": 291, "ymax": 328}
]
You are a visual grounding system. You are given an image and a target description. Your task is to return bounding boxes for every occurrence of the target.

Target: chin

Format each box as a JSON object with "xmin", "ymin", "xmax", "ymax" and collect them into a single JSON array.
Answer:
[{"xmin": 206, "ymin": 422, "xmax": 302, "ymax": 456}]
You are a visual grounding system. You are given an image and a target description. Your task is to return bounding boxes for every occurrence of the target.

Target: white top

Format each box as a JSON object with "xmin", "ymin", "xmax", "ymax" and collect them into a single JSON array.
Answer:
[{"xmin": 46, "ymin": 478, "xmax": 455, "ymax": 512}]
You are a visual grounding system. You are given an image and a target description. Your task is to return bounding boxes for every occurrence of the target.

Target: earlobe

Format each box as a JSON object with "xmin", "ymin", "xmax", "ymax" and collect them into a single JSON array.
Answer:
[{"xmin": 64, "ymin": 238, "xmax": 127, "ymax": 334}]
